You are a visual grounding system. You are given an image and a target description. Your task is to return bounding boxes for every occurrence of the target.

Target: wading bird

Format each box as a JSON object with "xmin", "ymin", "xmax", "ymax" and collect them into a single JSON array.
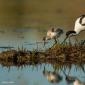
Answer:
[
  {"xmin": 62, "ymin": 15, "xmax": 85, "ymax": 44},
  {"xmin": 43, "ymin": 27, "xmax": 64, "ymax": 45}
]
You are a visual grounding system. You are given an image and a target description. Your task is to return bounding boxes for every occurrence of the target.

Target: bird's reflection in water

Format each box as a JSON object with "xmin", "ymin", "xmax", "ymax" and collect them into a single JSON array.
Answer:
[
  {"xmin": 73, "ymin": 79, "xmax": 85, "ymax": 85},
  {"xmin": 62, "ymin": 70, "xmax": 76, "ymax": 84},
  {"xmin": 43, "ymin": 67, "xmax": 63, "ymax": 84}
]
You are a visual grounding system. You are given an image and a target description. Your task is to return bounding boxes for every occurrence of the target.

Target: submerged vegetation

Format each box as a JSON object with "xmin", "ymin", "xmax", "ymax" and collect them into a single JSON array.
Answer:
[{"xmin": 0, "ymin": 41, "xmax": 85, "ymax": 68}]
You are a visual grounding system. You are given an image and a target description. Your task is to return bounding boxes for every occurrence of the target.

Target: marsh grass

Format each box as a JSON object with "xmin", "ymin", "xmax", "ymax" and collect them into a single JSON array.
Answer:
[{"xmin": 0, "ymin": 41, "xmax": 85, "ymax": 68}]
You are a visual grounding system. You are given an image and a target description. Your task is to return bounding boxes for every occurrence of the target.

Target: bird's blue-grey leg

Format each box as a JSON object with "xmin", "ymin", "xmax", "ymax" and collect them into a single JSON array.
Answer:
[
  {"xmin": 61, "ymin": 36, "xmax": 68, "ymax": 45},
  {"xmin": 51, "ymin": 38, "xmax": 57, "ymax": 48},
  {"xmin": 74, "ymin": 36, "xmax": 78, "ymax": 45},
  {"xmin": 57, "ymin": 38, "xmax": 59, "ymax": 44},
  {"xmin": 54, "ymin": 37, "xmax": 57, "ymax": 44},
  {"xmin": 43, "ymin": 41, "xmax": 47, "ymax": 48},
  {"xmin": 68, "ymin": 37, "xmax": 72, "ymax": 46}
]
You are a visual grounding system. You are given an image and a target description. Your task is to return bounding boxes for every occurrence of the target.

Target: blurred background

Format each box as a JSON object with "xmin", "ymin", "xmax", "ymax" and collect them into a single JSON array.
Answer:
[
  {"xmin": 0, "ymin": 0, "xmax": 85, "ymax": 49},
  {"xmin": 0, "ymin": 0, "xmax": 85, "ymax": 28}
]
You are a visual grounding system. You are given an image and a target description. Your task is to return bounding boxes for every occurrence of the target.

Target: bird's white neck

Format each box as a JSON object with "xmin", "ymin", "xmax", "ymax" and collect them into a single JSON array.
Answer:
[{"xmin": 74, "ymin": 16, "xmax": 85, "ymax": 34}]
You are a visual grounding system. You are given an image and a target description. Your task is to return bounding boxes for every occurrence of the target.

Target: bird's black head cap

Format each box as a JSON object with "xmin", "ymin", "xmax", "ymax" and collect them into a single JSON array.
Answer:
[{"xmin": 79, "ymin": 15, "xmax": 85, "ymax": 26}]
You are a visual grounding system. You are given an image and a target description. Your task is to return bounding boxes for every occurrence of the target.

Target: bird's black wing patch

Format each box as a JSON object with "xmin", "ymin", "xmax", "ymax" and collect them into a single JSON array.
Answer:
[{"xmin": 79, "ymin": 15, "xmax": 85, "ymax": 26}]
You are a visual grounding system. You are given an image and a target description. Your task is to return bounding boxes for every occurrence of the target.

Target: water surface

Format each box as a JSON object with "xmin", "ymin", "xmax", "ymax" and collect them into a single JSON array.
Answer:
[
  {"xmin": 0, "ymin": 28, "xmax": 85, "ymax": 85},
  {"xmin": 0, "ymin": 64, "xmax": 85, "ymax": 85}
]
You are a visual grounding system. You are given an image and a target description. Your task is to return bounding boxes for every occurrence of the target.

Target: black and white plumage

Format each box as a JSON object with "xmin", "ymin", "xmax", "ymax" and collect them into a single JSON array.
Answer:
[
  {"xmin": 62, "ymin": 15, "xmax": 85, "ymax": 44},
  {"xmin": 43, "ymin": 27, "xmax": 64, "ymax": 45}
]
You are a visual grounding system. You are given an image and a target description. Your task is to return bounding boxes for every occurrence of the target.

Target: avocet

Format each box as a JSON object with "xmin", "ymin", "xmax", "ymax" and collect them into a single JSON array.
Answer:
[
  {"xmin": 43, "ymin": 27, "xmax": 63, "ymax": 45},
  {"xmin": 62, "ymin": 15, "xmax": 85, "ymax": 44}
]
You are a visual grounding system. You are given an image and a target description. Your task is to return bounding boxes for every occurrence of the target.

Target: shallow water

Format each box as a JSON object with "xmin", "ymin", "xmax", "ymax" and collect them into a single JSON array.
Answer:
[
  {"xmin": 0, "ymin": 27, "xmax": 85, "ymax": 51},
  {"xmin": 0, "ymin": 28, "xmax": 64, "ymax": 51},
  {"xmin": 0, "ymin": 64, "xmax": 85, "ymax": 85},
  {"xmin": 0, "ymin": 0, "xmax": 85, "ymax": 84},
  {"xmin": 0, "ymin": 28, "xmax": 85, "ymax": 85}
]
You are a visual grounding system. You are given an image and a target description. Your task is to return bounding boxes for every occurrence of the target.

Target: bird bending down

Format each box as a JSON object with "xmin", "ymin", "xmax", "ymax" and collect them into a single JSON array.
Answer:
[
  {"xmin": 43, "ymin": 27, "xmax": 64, "ymax": 46},
  {"xmin": 62, "ymin": 15, "xmax": 85, "ymax": 44}
]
